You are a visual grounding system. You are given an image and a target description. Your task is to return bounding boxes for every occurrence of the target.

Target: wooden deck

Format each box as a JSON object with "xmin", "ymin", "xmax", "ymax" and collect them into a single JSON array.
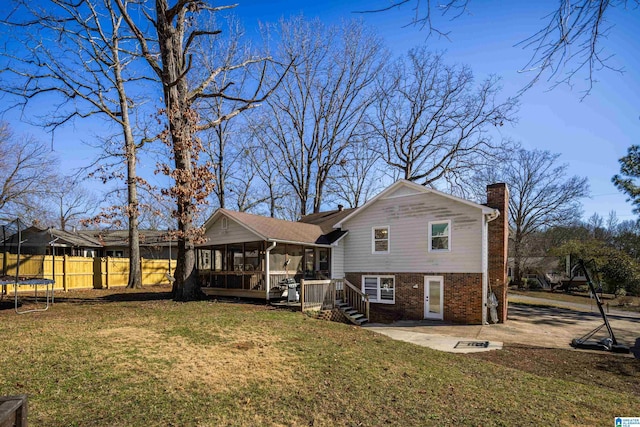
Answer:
[{"xmin": 200, "ymin": 287, "xmax": 266, "ymax": 299}]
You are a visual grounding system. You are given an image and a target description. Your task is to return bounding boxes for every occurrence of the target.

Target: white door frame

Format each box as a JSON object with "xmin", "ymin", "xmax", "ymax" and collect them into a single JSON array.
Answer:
[{"xmin": 424, "ymin": 276, "xmax": 444, "ymax": 320}]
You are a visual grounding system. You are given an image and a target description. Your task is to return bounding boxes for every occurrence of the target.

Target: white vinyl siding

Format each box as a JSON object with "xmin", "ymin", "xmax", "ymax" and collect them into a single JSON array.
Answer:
[
  {"xmin": 343, "ymin": 191, "xmax": 484, "ymax": 273},
  {"xmin": 429, "ymin": 220, "xmax": 451, "ymax": 252},
  {"xmin": 362, "ymin": 275, "xmax": 395, "ymax": 304},
  {"xmin": 372, "ymin": 226, "xmax": 389, "ymax": 254},
  {"xmin": 331, "ymin": 242, "xmax": 345, "ymax": 279},
  {"xmin": 202, "ymin": 215, "xmax": 260, "ymax": 245}
]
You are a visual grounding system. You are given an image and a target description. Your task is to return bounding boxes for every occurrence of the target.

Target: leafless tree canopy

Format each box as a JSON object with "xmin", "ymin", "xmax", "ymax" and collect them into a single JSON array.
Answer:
[
  {"xmin": 326, "ymin": 138, "xmax": 385, "ymax": 209},
  {"xmin": 250, "ymin": 16, "xmax": 386, "ymax": 217},
  {"xmin": 1, "ymin": 0, "xmax": 159, "ymax": 288},
  {"xmin": 475, "ymin": 148, "xmax": 590, "ymax": 284},
  {"xmin": 0, "ymin": 123, "xmax": 58, "ymax": 223},
  {"xmin": 2, "ymin": 0, "xmax": 282, "ymax": 297},
  {"xmin": 371, "ymin": 48, "xmax": 517, "ymax": 188},
  {"xmin": 363, "ymin": 0, "xmax": 637, "ymax": 97},
  {"xmin": 113, "ymin": 0, "xmax": 282, "ymax": 300}
]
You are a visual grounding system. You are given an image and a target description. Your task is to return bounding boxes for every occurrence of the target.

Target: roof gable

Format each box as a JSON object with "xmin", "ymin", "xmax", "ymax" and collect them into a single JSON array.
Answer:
[
  {"xmin": 205, "ymin": 209, "xmax": 328, "ymax": 245},
  {"xmin": 334, "ymin": 180, "xmax": 496, "ymax": 228}
]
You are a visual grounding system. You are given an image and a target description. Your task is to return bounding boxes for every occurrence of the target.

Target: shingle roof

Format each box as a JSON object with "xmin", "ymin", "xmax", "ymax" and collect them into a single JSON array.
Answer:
[
  {"xmin": 77, "ymin": 229, "xmax": 172, "ymax": 247},
  {"xmin": 4, "ymin": 226, "xmax": 174, "ymax": 249},
  {"xmin": 298, "ymin": 208, "xmax": 356, "ymax": 234},
  {"xmin": 219, "ymin": 209, "xmax": 329, "ymax": 244},
  {"xmin": 52, "ymin": 229, "xmax": 103, "ymax": 247}
]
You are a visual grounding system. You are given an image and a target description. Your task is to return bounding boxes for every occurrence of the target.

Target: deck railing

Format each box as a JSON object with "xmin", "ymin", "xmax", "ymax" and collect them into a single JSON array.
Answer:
[
  {"xmin": 342, "ymin": 278, "xmax": 370, "ymax": 321},
  {"xmin": 300, "ymin": 279, "xmax": 335, "ymax": 311}
]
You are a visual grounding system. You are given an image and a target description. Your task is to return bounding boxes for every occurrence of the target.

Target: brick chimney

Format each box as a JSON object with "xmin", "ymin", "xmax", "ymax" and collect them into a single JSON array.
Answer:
[{"xmin": 486, "ymin": 183, "xmax": 509, "ymax": 323}]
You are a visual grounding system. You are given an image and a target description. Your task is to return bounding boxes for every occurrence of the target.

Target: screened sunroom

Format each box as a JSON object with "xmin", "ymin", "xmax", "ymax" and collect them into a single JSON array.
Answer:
[{"xmin": 196, "ymin": 208, "xmax": 343, "ymax": 300}]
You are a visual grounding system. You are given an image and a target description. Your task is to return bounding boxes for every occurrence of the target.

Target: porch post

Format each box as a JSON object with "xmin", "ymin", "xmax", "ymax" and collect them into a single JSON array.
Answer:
[{"xmin": 265, "ymin": 241, "xmax": 277, "ymax": 301}]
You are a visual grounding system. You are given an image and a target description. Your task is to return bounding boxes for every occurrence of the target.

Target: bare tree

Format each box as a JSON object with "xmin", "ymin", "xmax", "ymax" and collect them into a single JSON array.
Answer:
[
  {"xmin": 49, "ymin": 178, "xmax": 99, "ymax": 231},
  {"xmin": 244, "ymin": 130, "xmax": 288, "ymax": 217},
  {"xmin": 117, "ymin": 0, "xmax": 282, "ymax": 300},
  {"xmin": 0, "ymin": 123, "xmax": 58, "ymax": 223},
  {"xmin": 516, "ymin": 0, "xmax": 636, "ymax": 98},
  {"xmin": 1, "ymin": 0, "xmax": 152, "ymax": 288},
  {"xmin": 253, "ymin": 16, "xmax": 386, "ymax": 216},
  {"xmin": 195, "ymin": 14, "xmax": 256, "ymax": 211},
  {"xmin": 362, "ymin": 0, "xmax": 637, "ymax": 97},
  {"xmin": 477, "ymin": 148, "xmax": 589, "ymax": 285},
  {"xmin": 372, "ymin": 48, "xmax": 517, "ymax": 189},
  {"xmin": 326, "ymin": 137, "xmax": 384, "ymax": 208}
]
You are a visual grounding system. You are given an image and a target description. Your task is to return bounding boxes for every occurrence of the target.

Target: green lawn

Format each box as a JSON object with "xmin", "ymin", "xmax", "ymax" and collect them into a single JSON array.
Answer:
[
  {"xmin": 1, "ymin": 286, "xmax": 638, "ymax": 426},
  {"xmin": 510, "ymin": 289, "xmax": 640, "ymax": 312}
]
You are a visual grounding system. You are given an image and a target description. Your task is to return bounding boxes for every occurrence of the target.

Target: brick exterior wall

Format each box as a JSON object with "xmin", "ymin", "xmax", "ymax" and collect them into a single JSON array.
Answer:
[
  {"xmin": 486, "ymin": 183, "xmax": 509, "ymax": 323},
  {"xmin": 345, "ymin": 272, "xmax": 483, "ymax": 324}
]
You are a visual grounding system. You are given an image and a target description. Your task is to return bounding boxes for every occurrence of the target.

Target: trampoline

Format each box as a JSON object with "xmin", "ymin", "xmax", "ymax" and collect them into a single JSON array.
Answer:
[{"xmin": 1, "ymin": 218, "xmax": 55, "ymax": 314}]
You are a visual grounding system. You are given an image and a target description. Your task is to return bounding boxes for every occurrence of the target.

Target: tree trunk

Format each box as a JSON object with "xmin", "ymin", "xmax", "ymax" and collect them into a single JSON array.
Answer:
[
  {"xmin": 126, "ymin": 140, "xmax": 142, "ymax": 289},
  {"xmin": 156, "ymin": 0, "xmax": 199, "ymax": 301},
  {"xmin": 112, "ymin": 32, "xmax": 142, "ymax": 290}
]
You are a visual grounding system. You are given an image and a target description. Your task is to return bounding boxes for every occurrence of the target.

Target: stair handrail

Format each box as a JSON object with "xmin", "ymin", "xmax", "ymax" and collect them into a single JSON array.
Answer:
[{"xmin": 343, "ymin": 279, "xmax": 370, "ymax": 321}]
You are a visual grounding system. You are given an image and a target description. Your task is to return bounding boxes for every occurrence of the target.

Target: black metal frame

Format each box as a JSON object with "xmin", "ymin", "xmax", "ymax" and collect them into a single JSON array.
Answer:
[{"xmin": 570, "ymin": 258, "xmax": 629, "ymax": 353}]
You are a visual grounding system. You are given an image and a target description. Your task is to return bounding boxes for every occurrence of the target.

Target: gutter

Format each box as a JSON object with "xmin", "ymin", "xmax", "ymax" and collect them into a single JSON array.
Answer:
[
  {"xmin": 266, "ymin": 238, "xmax": 333, "ymax": 248},
  {"xmin": 485, "ymin": 208, "xmax": 500, "ymax": 223}
]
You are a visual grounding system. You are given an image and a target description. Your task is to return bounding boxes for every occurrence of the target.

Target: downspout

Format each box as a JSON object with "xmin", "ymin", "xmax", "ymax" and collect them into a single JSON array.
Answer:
[
  {"xmin": 483, "ymin": 209, "xmax": 500, "ymax": 325},
  {"xmin": 265, "ymin": 241, "xmax": 277, "ymax": 301}
]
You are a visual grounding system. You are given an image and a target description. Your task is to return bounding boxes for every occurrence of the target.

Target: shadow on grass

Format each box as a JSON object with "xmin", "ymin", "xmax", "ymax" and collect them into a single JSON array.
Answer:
[
  {"xmin": 0, "ymin": 288, "xmax": 282, "ymax": 311},
  {"xmin": 469, "ymin": 343, "xmax": 640, "ymax": 394},
  {"xmin": 52, "ymin": 290, "xmax": 175, "ymax": 305},
  {"xmin": 0, "ymin": 289, "xmax": 173, "ymax": 310}
]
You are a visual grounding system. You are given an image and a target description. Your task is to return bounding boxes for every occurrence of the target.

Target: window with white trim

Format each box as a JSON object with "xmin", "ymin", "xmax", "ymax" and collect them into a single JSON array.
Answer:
[
  {"xmin": 372, "ymin": 226, "xmax": 389, "ymax": 254},
  {"xmin": 362, "ymin": 275, "xmax": 395, "ymax": 304},
  {"xmin": 429, "ymin": 220, "xmax": 451, "ymax": 252}
]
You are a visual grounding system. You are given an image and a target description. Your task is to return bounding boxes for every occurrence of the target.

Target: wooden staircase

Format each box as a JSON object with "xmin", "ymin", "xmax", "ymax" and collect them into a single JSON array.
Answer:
[
  {"xmin": 336, "ymin": 299, "xmax": 368, "ymax": 325},
  {"xmin": 335, "ymin": 279, "xmax": 370, "ymax": 326}
]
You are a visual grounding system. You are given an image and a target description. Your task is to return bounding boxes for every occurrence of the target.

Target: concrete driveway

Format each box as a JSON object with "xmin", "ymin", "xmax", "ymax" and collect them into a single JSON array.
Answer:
[{"xmin": 364, "ymin": 303, "xmax": 640, "ymax": 356}]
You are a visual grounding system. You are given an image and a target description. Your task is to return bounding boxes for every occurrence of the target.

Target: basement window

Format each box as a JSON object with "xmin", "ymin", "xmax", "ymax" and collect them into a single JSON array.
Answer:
[{"xmin": 362, "ymin": 275, "xmax": 395, "ymax": 304}]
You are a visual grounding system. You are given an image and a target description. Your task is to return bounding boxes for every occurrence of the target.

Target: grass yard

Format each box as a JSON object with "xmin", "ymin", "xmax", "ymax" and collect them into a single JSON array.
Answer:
[
  {"xmin": 510, "ymin": 289, "xmax": 640, "ymax": 312},
  {"xmin": 1, "ymin": 286, "xmax": 638, "ymax": 426}
]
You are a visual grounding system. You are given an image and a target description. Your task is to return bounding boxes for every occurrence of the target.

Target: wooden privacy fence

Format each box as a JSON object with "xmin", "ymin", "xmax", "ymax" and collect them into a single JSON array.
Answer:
[{"xmin": 1, "ymin": 252, "xmax": 176, "ymax": 292}]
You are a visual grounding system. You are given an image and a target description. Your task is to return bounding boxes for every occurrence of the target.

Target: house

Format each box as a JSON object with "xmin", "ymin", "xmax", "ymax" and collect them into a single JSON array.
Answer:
[
  {"xmin": 1, "ymin": 226, "xmax": 177, "ymax": 259},
  {"xmin": 507, "ymin": 255, "xmax": 588, "ymax": 290},
  {"xmin": 196, "ymin": 207, "xmax": 353, "ymax": 298},
  {"xmin": 197, "ymin": 180, "xmax": 509, "ymax": 324}
]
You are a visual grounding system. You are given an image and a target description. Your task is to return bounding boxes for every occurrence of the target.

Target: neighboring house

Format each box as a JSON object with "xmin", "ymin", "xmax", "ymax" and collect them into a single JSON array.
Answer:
[
  {"xmin": 198, "ymin": 180, "xmax": 509, "ymax": 324},
  {"xmin": 1, "ymin": 226, "xmax": 176, "ymax": 259},
  {"xmin": 507, "ymin": 255, "xmax": 587, "ymax": 289}
]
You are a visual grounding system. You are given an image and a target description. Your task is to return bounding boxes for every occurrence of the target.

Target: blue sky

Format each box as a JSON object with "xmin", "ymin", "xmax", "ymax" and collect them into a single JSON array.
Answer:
[
  {"xmin": 4, "ymin": 0, "xmax": 640, "ymax": 222},
  {"xmin": 235, "ymin": 0, "xmax": 640, "ymax": 221}
]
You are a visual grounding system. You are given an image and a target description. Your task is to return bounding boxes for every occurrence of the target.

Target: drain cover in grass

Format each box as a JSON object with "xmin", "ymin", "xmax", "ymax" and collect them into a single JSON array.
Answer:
[{"xmin": 455, "ymin": 341, "xmax": 490, "ymax": 348}]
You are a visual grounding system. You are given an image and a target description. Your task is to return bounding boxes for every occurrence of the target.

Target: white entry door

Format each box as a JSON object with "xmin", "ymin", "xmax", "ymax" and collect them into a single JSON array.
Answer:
[{"xmin": 424, "ymin": 276, "xmax": 444, "ymax": 320}]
